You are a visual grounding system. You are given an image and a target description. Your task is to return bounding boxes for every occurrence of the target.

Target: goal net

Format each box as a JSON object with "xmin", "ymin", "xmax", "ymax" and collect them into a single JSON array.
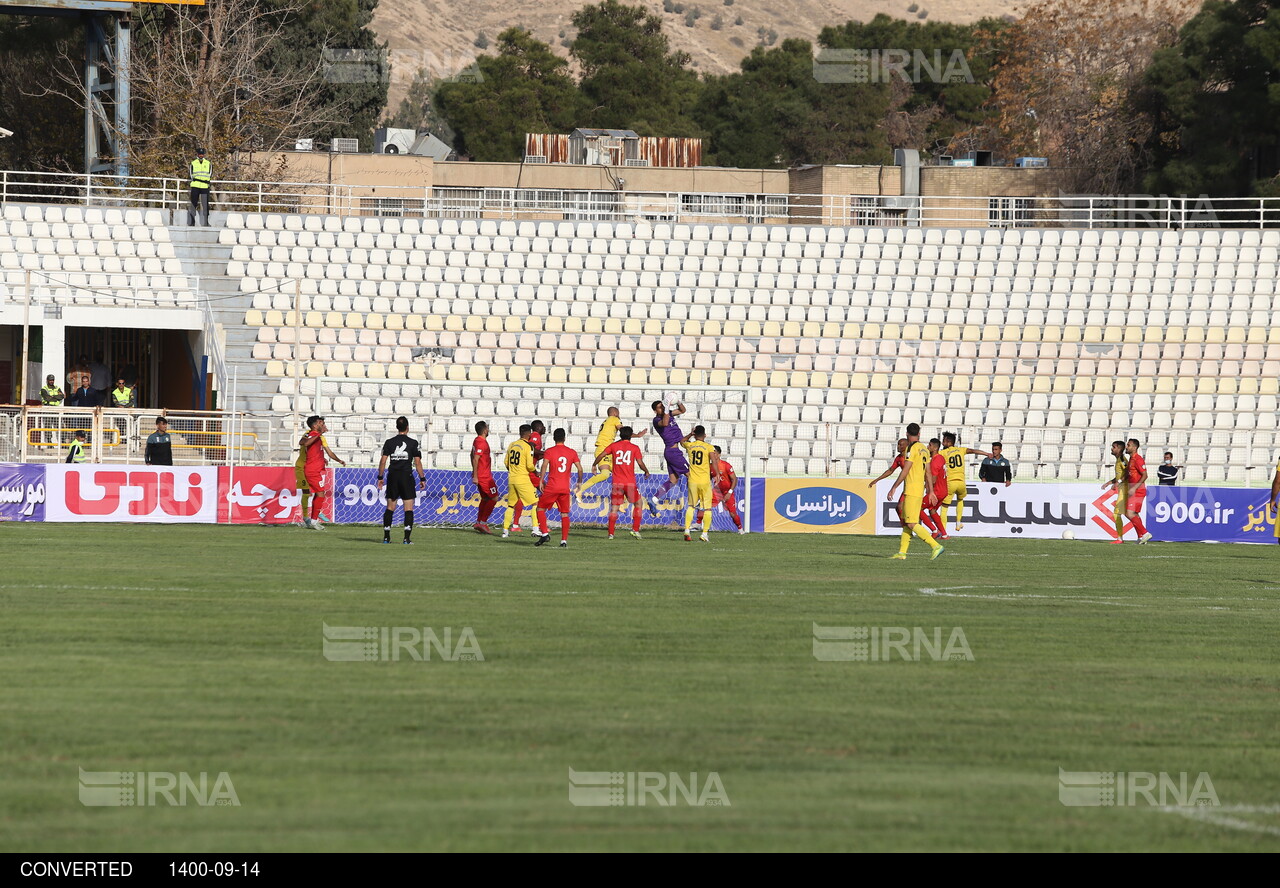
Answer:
[{"xmin": 305, "ymin": 378, "xmax": 759, "ymax": 529}]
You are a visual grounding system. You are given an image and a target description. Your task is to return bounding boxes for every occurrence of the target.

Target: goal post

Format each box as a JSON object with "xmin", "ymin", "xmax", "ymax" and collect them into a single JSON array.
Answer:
[{"xmin": 306, "ymin": 377, "xmax": 758, "ymax": 529}]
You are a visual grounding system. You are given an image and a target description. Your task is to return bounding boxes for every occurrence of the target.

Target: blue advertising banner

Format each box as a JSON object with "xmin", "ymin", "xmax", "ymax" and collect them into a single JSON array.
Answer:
[
  {"xmin": 335, "ymin": 468, "xmax": 747, "ymax": 532},
  {"xmin": 1147, "ymin": 485, "xmax": 1277, "ymax": 543},
  {"xmin": 0, "ymin": 463, "xmax": 45, "ymax": 522}
]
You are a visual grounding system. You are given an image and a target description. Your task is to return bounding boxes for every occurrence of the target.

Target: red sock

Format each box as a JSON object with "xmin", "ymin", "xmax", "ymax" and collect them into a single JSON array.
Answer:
[
  {"xmin": 930, "ymin": 509, "xmax": 944, "ymax": 533},
  {"xmin": 608, "ymin": 513, "xmax": 617, "ymax": 535},
  {"xmin": 696, "ymin": 509, "xmax": 704, "ymax": 524},
  {"xmin": 512, "ymin": 502, "xmax": 523, "ymax": 525},
  {"xmin": 919, "ymin": 511, "xmax": 937, "ymax": 533},
  {"xmin": 311, "ymin": 497, "xmax": 322, "ymax": 520},
  {"xmin": 632, "ymin": 507, "xmax": 641, "ymax": 532},
  {"xmin": 1131, "ymin": 514, "xmax": 1147, "ymax": 535},
  {"xmin": 561, "ymin": 515, "xmax": 570, "ymax": 542},
  {"xmin": 477, "ymin": 498, "xmax": 495, "ymax": 523},
  {"xmin": 537, "ymin": 509, "xmax": 549, "ymax": 535}
]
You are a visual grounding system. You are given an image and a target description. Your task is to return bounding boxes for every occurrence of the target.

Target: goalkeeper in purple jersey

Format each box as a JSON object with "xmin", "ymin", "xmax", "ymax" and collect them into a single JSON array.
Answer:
[{"xmin": 648, "ymin": 400, "xmax": 689, "ymax": 515}]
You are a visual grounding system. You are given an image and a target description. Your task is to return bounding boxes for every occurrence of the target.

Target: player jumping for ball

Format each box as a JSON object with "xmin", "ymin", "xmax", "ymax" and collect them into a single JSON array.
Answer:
[
  {"xmin": 938, "ymin": 432, "xmax": 993, "ymax": 534},
  {"xmin": 579, "ymin": 407, "xmax": 648, "ymax": 496},
  {"xmin": 649, "ymin": 400, "xmax": 688, "ymax": 515}
]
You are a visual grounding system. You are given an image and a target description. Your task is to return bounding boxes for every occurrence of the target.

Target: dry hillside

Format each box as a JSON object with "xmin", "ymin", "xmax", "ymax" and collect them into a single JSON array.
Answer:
[{"xmin": 373, "ymin": 0, "xmax": 1021, "ymax": 112}]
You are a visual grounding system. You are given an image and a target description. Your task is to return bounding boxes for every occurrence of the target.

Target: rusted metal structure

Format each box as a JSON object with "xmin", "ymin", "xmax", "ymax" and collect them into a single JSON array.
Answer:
[{"xmin": 525, "ymin": 130, "xmax": 703, "ymax": 168}]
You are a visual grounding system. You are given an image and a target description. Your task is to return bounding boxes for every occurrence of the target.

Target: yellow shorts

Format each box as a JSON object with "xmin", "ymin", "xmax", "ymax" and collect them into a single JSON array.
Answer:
[
  {"xmin": 1113, "ymin": 486, "xmax": 1129, "ymax": 519},
  {"xmin": 943, "ymin": 479, "xmax": 966, "ymax": 503},
  {"xmin": 294, "ymin": 466, "xmax": 309, "ymax": 491},
  {"xmin": 902, "ymin": 495, "xmax": 923, "ymax": 525},
  {"xmin": 593, "ymin": 450, "xmax": 612, "ymax": 471},
  {"xmin": 507, "ymin": 478, "xmax": 538, "ymax": 507},
  {"xmin": 689, "ymin": 481, "xmax": 713, "ymax": 509}
]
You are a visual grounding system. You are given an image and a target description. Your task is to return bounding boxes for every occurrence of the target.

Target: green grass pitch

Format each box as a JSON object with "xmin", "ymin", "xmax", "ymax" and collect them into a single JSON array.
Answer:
[{"xmin": 1, "ymin": 523, "xmax": 1277, "ymax": 851}]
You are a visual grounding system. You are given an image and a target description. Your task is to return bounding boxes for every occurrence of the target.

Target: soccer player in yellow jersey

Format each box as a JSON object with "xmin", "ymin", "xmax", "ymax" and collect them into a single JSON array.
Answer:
[
  {"xmin": 680, "ymin": 425, "xmax": 719, "ymax": 543},
  {"xmin": 938, "ymin": 432, "xmax": 993, "ymax": 534},
  {"xmin": 502, "ymin": 424, "xmax": 541, "ymax": 539},
  {"xmin": 888, "ymin": 422, "xmax": 945, "ymax": 560},
  {"xmin": 578, "ymin": 407, "xmax": 648, "ymax": 496},
  {"xmin": 1102, "ymin": 440, "xmax": 1130, "ymax": 544}
]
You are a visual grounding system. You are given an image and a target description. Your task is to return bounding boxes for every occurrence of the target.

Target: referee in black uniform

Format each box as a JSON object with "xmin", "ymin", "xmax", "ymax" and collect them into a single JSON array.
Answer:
[{"xmin": 377, "ymin": 416, "xmax": 425, "ymax": 544}]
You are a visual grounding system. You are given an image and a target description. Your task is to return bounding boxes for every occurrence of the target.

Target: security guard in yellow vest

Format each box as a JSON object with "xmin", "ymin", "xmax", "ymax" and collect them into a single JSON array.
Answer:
[
  {"xmin": 66, "ymin": 430, "xmax": 88, "ymax": 463},
  {"xmin": 41, "ymin": 374, "xmax": 64, "ymax": 406},
  {"xmin": 188, "ymin": 146, "xmax": 212, "ymax": 227},
  {"xmin": 109, "ymin": 377, "xmax": 135, "ymax": 408}
]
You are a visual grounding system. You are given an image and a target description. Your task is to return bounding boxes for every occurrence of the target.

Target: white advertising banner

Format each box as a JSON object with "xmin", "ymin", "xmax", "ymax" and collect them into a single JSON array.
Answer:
[
  {"xmin": 872, "ymin": 481, "xmax": 1137, "ymax": 541},
  {"xmin": 45, "ymin": 465, "xmax": 220, "ymax": 524}
]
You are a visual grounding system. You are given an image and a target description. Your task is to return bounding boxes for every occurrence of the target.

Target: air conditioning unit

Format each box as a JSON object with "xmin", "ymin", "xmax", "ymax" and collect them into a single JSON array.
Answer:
[
  {"xmin": 524, "ymin": 155, "xmax": 548, "ymax": 164},
  {"xmin": 294, "ymin": 138, "xmax": 314, "ymax": 151},
  {"xmin": 374, "ymin": 127, "xmax": 416, "ymax": 155},
  {"xmin": 1015, "ymin": 156, "xmax": 1049, "ymax": 168},
  {"xmin": 331, "ymin": 138, "xmax": 360, "ymax": 153},
  {"xmin": 623, "ymin": 158, "xmax": 650, "ymax": 167}
]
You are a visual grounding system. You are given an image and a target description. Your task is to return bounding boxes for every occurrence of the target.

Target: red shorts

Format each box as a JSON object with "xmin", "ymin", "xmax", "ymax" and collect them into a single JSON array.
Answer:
[
  {"xmin": 933, "ymin": 486, "xmax": 948, "ymax": 505},
  {"xmin": 1127, "ymin": 487, "xmax": 1146, "ymax": 511},
  {"xmin": 712, "ymin": 487, "xmax": 735, "ymax": 508},
  {"xmin": 475, "ymin": 475, "xmax": 499, "ymax": 498},
  {"xmin": 528, "ymin": 471, "xmax": 541, "ymax": 486},
  {"xmin": 537, "ymin": 490, "xmax": 571, "ymax": 513},
  {"xmin": 610, "ymin": 482, "xmax": 640, "ymax": 507},
  {"xmin": 306, "ymin": 470, "xmax": 327, "ymax": 495}
]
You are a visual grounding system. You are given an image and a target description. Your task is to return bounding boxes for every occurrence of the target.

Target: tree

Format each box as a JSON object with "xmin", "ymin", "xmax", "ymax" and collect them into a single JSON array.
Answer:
[
  {"xmin": 695, "ymin": 38, "xmax": 890, "ymax": 168},
  {"xmin": 435, "ymin": 28, "xmax": 586, "ymax": 161},
  {"xmin": 570, "ymin": 0, "xmax": 702, "ymax": 135},
  {"xmin": 980, "ymin": 0, "xmax": 1195, "ymax": 194},
  {"xmin": 258, "ymin": 0, "xmax": 389, "ymax": 152},
  {"xmin": 819, "ymin": 14, "xmax": 1003, "ymax": 158},
  {"xmin": 0, "ymin": 15, "xmax": 82, "ymax": 171},
  {"xmin": 384, "ymin": 69, "xmax": 455, "ymax": 146},
  {"xmin": 42, "ymin": 0, "xmax": 334, "ymax": 180},
  {"xmin": 1142, "ymin": 0, "xmax": 1280, "ymax": 196}
]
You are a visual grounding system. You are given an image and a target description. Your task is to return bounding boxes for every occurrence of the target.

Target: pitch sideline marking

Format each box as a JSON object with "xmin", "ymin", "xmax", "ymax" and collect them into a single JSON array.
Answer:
[{"xmin": 1158, "ymin": 803, "xmax": 1280, "ymax": 838}]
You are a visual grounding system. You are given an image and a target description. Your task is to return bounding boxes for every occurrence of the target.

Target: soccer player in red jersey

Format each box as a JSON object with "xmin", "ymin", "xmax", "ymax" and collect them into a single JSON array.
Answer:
[
  {"xmin": 511, "ymin": 419, "xmax": 546, "ymax": 533},
  {"xmin": 470, "ymin": 420, "xmax": 500, "ymax": 534},
  {"xmin": 296, "ymin": 415, "xmax": 346, "ymax": 530},
  {"xmin": 591, "ymin": 425, "xmax": 651, "ymax": 539},
  {"xmin": 1125, "ymin": 437, "xmax": 1152, "ymax": 544},
  {"xmin": 868, "ymin": 438, "xmax": 909, "ymax": 523},
  {"xmin": 535, "ymin": 428, "xmax": 582, "ymax": 548},
  {"xmin": 923, "ymin": 437, "xmax": 948, "ymax": 539},
  {"xmin": 697, "ymin": 445, "xmax": 745, "ymax": 533}
]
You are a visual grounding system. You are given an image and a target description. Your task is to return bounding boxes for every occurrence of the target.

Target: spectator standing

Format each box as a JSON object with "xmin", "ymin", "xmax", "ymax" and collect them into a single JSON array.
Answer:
[
  {"xmin": 40, "ymin": 374, "xmax": 64, "ymax": 406},
  {"xmin": 1157, "ymin": 452, "xmax": 1181, "ymax": 485},
  {"xmin": 978, "ymin": 442, "xmax": 1013, "ymax": 486},
  {"xmin": 69, "ymin": 376, "xmax": 96, "ymax": 407},
  {"xmin": 109, "ymin": 377, "xmax": 136, "ymax": 409},
  {"xmin": 87, "ymin": 353, "xmax": 110, "ymax": 405},
  {"xmin": 145, "ymin": 417, "xmax": 173, "ymax": 466}
]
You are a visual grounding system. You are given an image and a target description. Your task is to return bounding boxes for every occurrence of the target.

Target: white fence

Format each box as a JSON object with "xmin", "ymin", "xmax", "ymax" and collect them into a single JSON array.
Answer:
[
  {"xmin": 3, "ymin": 168, "xmax": 1279, "ymax": 228},
  {"xmin": 4, "ymin": 406, "xmax": 278, "ymax": 466}
]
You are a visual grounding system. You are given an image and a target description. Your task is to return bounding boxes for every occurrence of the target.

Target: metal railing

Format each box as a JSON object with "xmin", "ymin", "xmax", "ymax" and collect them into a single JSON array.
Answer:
[
  {"xmin": 7, "ymin": 406, "xmax": 277, "ymax": 466},
  {"xmin": 5, "ymin": 168, "xmax": 1280, "ymax": 228}
]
